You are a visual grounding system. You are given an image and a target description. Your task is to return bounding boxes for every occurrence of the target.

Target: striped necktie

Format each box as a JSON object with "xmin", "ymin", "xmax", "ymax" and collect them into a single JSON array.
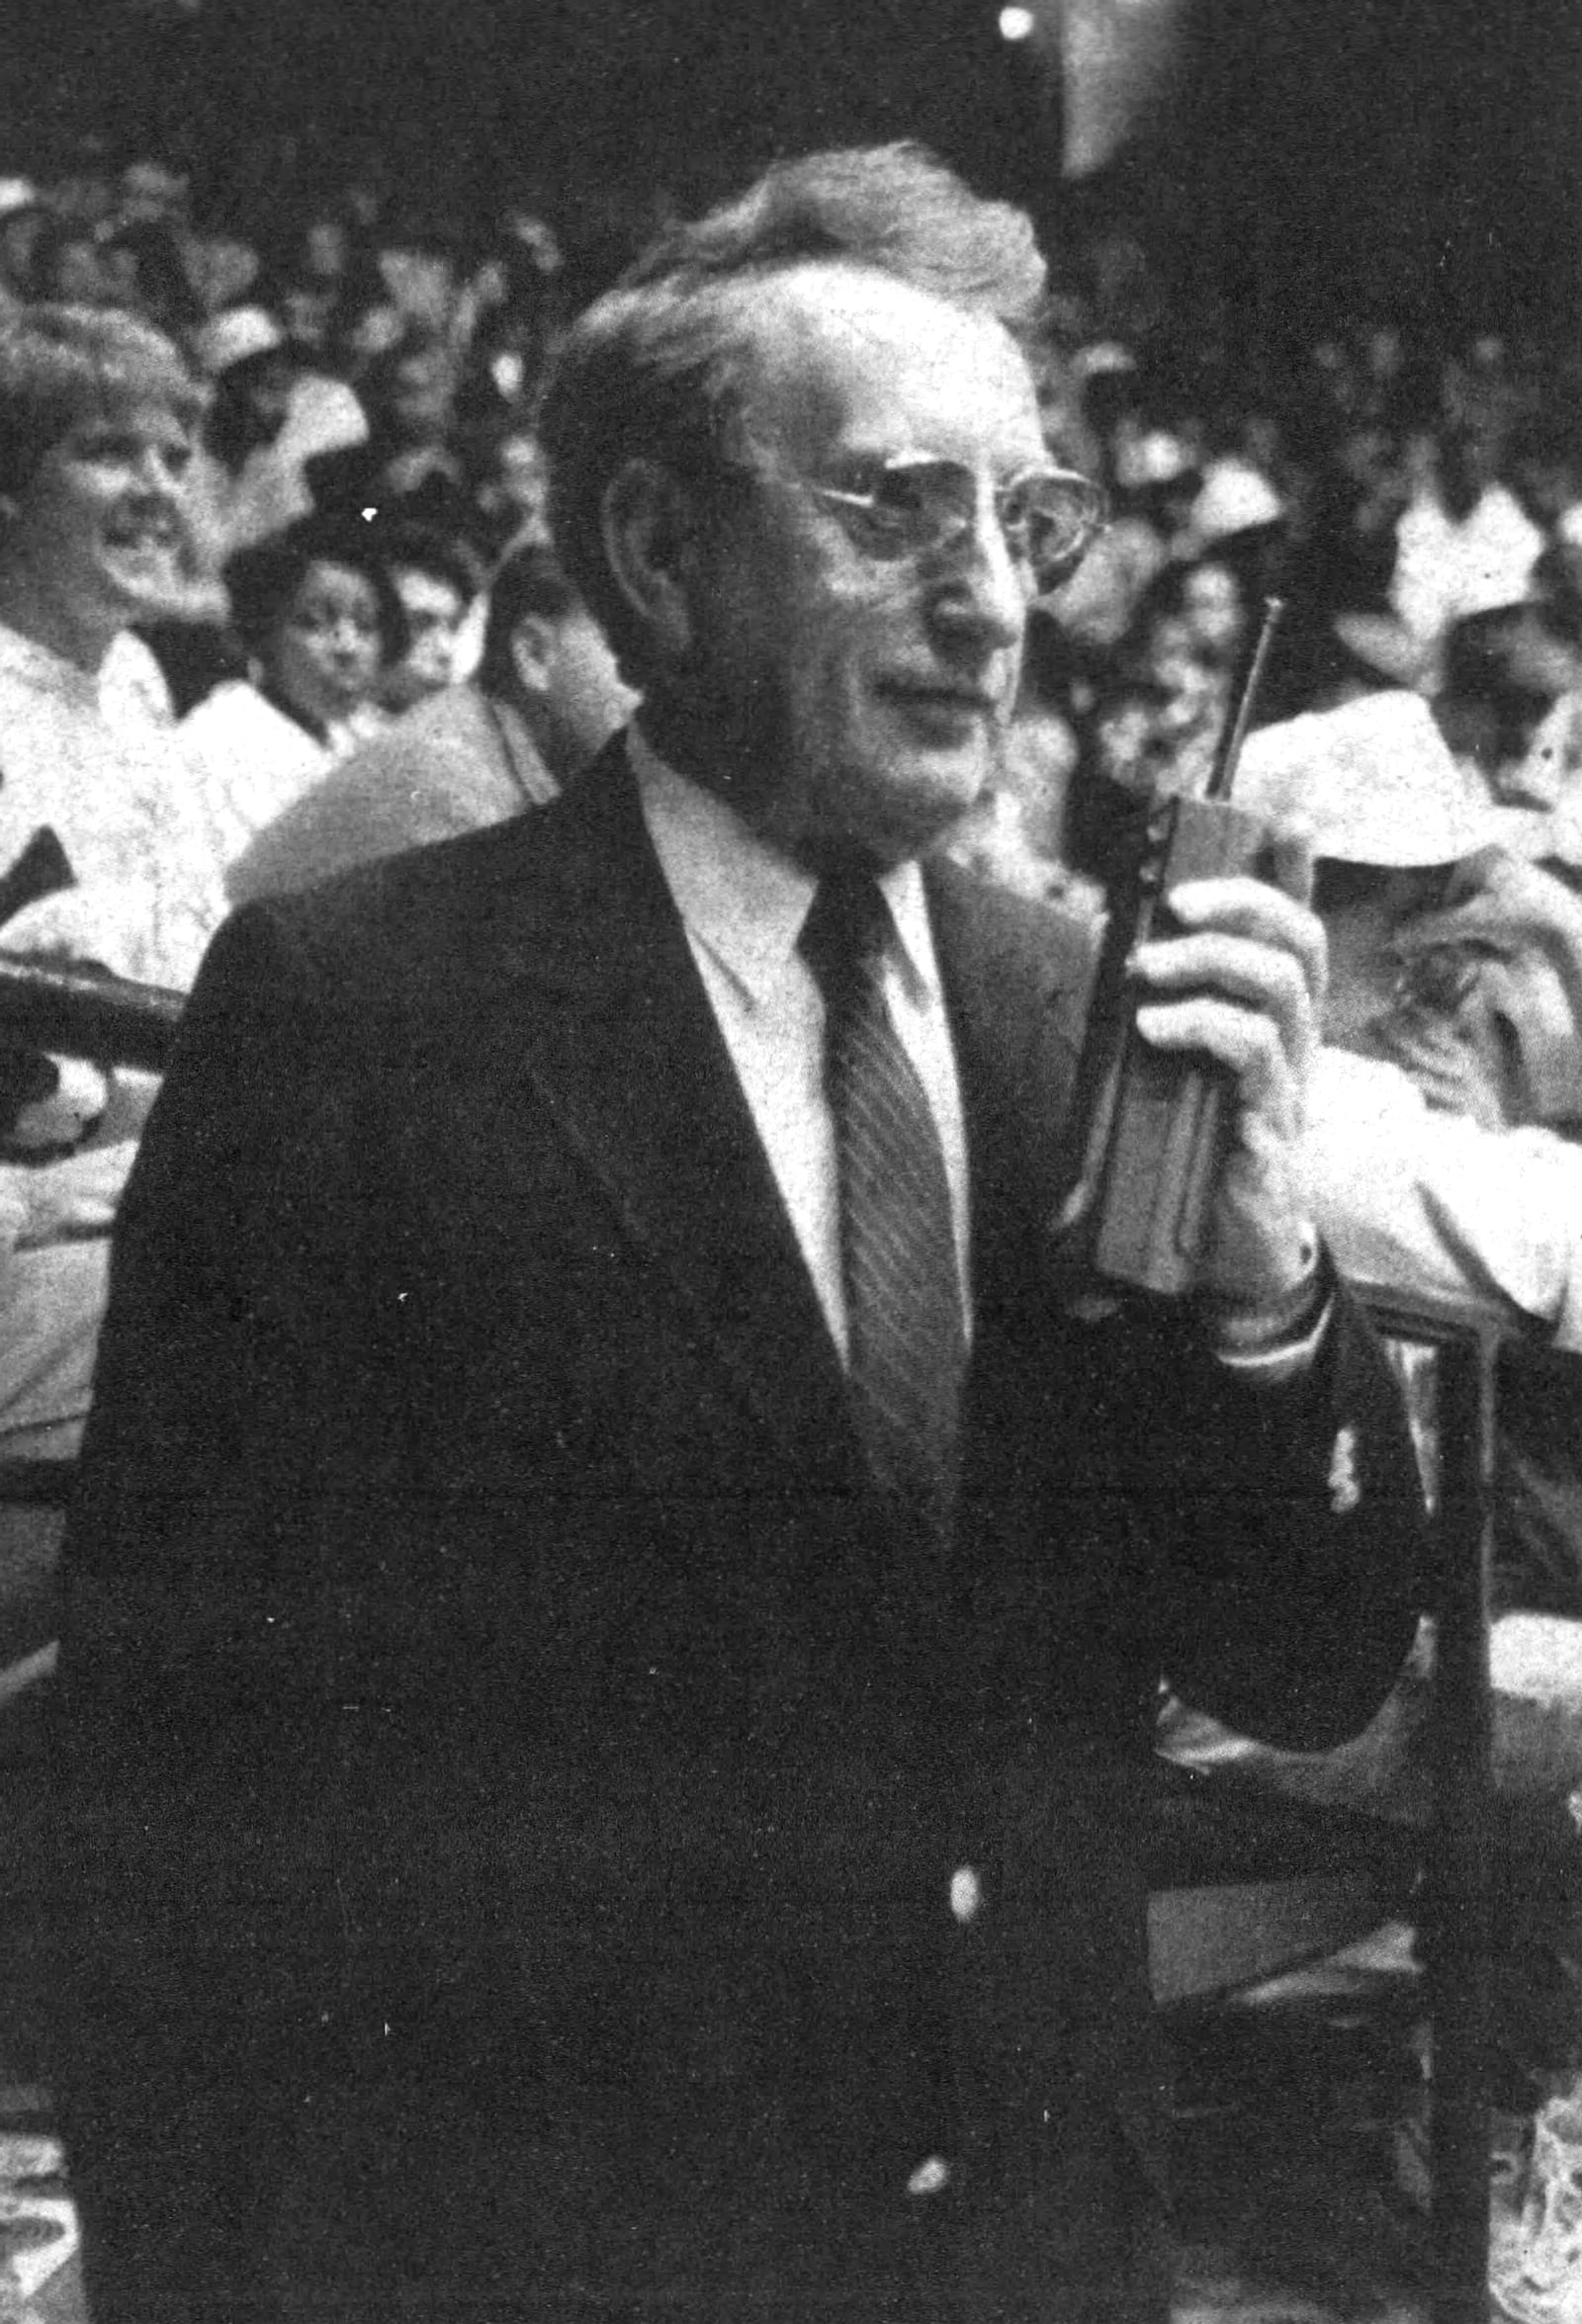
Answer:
[{"xmin": 799, "ymin": 870, "xmax": 967, "ymax": 1546}]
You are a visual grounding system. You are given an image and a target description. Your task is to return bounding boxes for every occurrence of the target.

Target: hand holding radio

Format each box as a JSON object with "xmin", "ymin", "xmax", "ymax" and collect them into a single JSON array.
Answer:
[
  {"xmin": 1129, "ymin": 827, "xmax": 1325, "ymax": 1316},
  {"xmin": 1051, "ymin": 600, "xmax": 1328, "ymax": 1331}
]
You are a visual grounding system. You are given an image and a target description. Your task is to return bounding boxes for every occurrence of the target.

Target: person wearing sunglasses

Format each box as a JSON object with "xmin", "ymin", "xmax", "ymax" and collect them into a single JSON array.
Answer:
[{"xmin": 55, "ymin": 145, "xmax": 1424, "ymax": 2324}]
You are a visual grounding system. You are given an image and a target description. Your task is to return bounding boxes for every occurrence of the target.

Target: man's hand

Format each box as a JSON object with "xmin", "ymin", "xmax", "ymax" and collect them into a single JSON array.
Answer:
[
  {"xmin": 1130, "ymin": 829, "xmax": 1326, "ymax": 1320},
  {"xmin": 1396, "ymin": 849, "xmax": 1582, "ymax": 997},
  {"xmin": 1391, "ymin": 848, "xmax": 1582, "ymax": 1126}
]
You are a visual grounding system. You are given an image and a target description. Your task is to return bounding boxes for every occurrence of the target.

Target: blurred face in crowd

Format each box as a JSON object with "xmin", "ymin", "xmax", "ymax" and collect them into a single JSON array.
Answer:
[
  {"xmin": 280, "ymin": 285, "xmax": 334, "ymax": 356},
  {"xmin": 1180, "ymin": 559, "xmax": 1246, "ymax": 664},
  {"xmin": 514, "ymin": 600, "xmax": 638, "ymax": 766},
  {"xmin": 1, "ymin": 391, "xmax": 199, "ymax": 663},
  {"xmin": 646, "ymin": 264, "xmax": 1047, "ymax": 872},
  {"xmin": 386, "ymin": 342, "xmax": 457, "ymax": 443},
  {"xmin": 1436, "ymin": 427, "xmax": 1496, "ymax": 521},
  {"xmin": 303, "ymin": 215, "xmax": 351, "ymax": 285},
  {"xmin": 490, "ymin": 432, "xmax": 551, "ymax": 540},
  {"xmin": 1314, "ymin": 861, "xmax": 1454, "ymax": 1046},
  {"xmin": 46, "ymin": 235, "xmax": 111, "ymax": 306},
  {"xmin": 266, "ymin": 557, "xmax": 385, "ymax": 728},
  {"xmin": 221, "ymin": 349, "xmax": 296, "ymax": 456},
  {"xmin": 384, "ymin": 560, "xmax": 468, "ymax": 710}
]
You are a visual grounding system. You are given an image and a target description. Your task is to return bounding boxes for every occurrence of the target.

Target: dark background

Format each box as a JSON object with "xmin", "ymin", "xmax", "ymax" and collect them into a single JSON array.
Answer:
[{"xmin": 2, "ymin": 0, "xmax": 1577, "ymax": 342}]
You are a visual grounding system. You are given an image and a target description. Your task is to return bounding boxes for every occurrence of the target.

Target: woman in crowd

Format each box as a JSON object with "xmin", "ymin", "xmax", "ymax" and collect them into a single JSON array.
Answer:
[
  {"xmin": 0, "ymin": 301, "xmax": 226, "ymax": 1457},
  {"xmin": 178, "ymin": 509, "xmax": 403, "ymax": 873}
]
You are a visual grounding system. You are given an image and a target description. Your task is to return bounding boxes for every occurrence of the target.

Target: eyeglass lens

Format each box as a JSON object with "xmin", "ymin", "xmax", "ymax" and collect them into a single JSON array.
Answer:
[{"xmin": 865, "ymin": 461, "xmax": 1102, "ymax": 587}]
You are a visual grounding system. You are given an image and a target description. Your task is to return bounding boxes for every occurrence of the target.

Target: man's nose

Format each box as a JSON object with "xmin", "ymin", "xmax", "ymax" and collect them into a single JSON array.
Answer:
[
  {"xmin": 129, "ymin": 446, "xmax": 186, "ymax": 503},
  {"xmin": 928, "ymin": 505, "xmax": 1026, "ymax": 653}
]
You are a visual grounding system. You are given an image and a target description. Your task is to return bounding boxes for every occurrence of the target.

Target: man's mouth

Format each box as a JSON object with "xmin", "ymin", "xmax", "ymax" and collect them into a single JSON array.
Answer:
[
  {"xmin": 103, "ymin": 528, "xmax": 181, "ymax": 566},
  {"xmin": 886, "ymin": 680, "xmax": 999, "ymax": 716}
]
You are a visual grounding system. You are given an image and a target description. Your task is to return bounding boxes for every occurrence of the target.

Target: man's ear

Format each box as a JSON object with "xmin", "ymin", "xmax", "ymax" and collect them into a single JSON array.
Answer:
[
  {"xmin": 599, "ymin": 458, "xmax": 698, "ymax": 662},
  {"xmin": 506, "ymin": 613, "xmax": 558, "ymax": 699}
]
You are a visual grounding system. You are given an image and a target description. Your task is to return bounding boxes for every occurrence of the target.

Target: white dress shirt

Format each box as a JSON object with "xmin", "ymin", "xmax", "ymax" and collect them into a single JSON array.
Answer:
[
  {"xmin": 632, "ymin": 732, "xmax": 970, "ymax": 1362},
  {"xmin": 633, "ymin": 732, "xmax": 1321, "ymax": 1381}
]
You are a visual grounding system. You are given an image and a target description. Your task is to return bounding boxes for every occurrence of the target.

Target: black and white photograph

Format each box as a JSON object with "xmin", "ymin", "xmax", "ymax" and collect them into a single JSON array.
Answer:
[{"xmin": 0, "ymin": 3, "xmax": 1579, "ymax": 2317}]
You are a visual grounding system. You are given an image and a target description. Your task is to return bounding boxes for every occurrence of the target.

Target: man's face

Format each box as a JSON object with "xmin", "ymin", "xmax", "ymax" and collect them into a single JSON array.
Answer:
[
  {"xmin": 384, "ymin": 563, "xmax": 467, "ymax": 710},
  {"xmin": 1318, "ymin": 863, "xmax": 1456, "ymax": 1046},
  {"xmin": 665, "ymin": 267, "xmax": 1048, "ymax": 871},
  {"xmin": 515, "ymin": 602, "xmax": 640, "ymax": 768}
]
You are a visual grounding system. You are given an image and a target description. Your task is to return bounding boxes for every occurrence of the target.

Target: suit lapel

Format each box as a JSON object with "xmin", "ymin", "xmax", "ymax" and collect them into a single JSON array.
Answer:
[
  {"xmin": 477, "ymin": 746, "xmax": 858, "ymax": 1487},
  {"xmin": 464, "ymin": 761, "xmax": 1100, "ymax": 1482},
  {"xmin": 926, "ymin": 859, "xmax": 1099, "ymax": 1300}
]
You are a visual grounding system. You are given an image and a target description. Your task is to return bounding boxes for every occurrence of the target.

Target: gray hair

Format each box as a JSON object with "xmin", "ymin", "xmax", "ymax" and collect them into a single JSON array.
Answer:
[{"xmin": 538, "ymin": 143, "xmax": 1052, "ymax": 687}]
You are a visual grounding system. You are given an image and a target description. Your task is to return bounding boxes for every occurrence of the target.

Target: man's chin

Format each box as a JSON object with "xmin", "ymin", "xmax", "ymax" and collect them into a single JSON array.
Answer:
[
  {"xmin": 816, "ymin": 771, "xmax": 997, "ymax": 873},
  {"xmin": 102, "ymin": 557, "xmax": 187, "ymax": 624}
]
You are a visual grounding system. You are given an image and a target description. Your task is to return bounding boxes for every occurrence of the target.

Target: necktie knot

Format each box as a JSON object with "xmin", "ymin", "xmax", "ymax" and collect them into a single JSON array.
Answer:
[{"xmin": 798, "ymin": 870, "xmax": 894, "ymax": 1009}]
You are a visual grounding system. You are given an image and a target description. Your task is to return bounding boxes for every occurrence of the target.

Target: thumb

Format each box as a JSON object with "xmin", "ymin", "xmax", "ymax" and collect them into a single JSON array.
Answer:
[{"xmin": 1266, "ymin": 819, "xmax": 1316, "ymax": 906}]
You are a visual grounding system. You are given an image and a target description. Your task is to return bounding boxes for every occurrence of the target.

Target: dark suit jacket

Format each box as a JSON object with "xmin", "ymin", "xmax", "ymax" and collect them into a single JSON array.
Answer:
[{"xmin": 52, "ymin": 743, "xmax": 1425, "ymax": 2323}]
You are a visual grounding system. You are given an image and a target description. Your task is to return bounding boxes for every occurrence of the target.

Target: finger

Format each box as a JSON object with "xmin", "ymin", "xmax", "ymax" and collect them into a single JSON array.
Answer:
[
  {"xmin": 1132, "ymin": 929, "xmax": 1316, "ymax": 1074},
  {"xmin": 1443, "ymin": 845, "xmax": 1510, "ymax": 900},
  {"xmin": 1268, "ymin": 823, "xmax": 1316, "ymax": 907},
  {"xmin": 1134, "ymin": 994, "xmax": 1302, "ymax": 1137},
  {"xmin": 1389, "ymin": 904, "xmax": 1511, "ymax": 959},
  {"xmin": 1164, "ymin": 877, "xmax": 1328, "ymax": 1005}
]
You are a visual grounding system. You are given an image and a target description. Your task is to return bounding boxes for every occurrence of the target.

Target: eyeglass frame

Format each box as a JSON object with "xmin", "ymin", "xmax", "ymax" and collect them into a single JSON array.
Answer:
[{"xmin": 713, "ymin": 445, "xmax": 1108, "ymax": 598}]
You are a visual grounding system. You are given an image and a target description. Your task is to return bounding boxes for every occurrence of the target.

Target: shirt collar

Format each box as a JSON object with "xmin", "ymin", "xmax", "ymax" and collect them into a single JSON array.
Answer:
[
  {"xmin": 628, "ymin": 725, "xmax": 941, "ymax": 1012},
  {"xmin": 0, "ymin": 619, "xmax": 101, "ymax": 712}
]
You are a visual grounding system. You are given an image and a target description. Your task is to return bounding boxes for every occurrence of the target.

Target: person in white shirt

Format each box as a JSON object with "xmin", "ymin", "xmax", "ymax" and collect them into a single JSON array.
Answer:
[
  {"xmin": 225, "ymin": 535, "xmax": 635, "ymax": 904},
  {"xmin": 1163, "ymin": 691, "xmax": 1582, "ymax": 1854},
  {"xmin": 0, "ymin": 302, "xmax": 227, "ymax": 1457},
  {"xmin": 1388, "ymin": 419, "xmax": 1543, "ymax": 686},
  {"xmin": 177, "ymin": 511, "xmax": 402, "ymax": 874}
]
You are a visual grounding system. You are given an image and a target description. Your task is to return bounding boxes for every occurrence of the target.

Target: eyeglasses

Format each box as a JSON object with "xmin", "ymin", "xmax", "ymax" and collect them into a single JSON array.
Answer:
[{"xmin": 732, "ymin": 450, "xmax": 1107, "ymax": 596}]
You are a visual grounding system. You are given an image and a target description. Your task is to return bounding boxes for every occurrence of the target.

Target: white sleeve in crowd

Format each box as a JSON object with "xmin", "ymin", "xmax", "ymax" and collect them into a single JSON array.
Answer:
[{"xmin": 1304, "ymin": 1045, "xmax": 1582, "ymax": 1353}]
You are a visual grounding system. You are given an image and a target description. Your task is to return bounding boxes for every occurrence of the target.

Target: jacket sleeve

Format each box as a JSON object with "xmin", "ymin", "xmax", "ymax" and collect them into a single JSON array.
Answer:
[{"xmin": 1119, "ymin": 1269, "xmax": 1429, "ymax": 1753}]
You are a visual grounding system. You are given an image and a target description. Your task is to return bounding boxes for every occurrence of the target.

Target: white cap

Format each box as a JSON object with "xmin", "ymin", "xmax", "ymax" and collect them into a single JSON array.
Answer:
[
  {"xmin": 192, "ymin": 304, "xmax": 287, "ymax": 376},
  {"xmin": 1113, "ymin": 429, "xmax": 1195, "ymax": 490},
  {"xmin": 1073, "ymin": 341, "xmax": 1138, "ymax": 382},
  {"xmin": 0, "ymin": 177, "xmax": 39, "ymax": 219},
  {"xmin": 1186, "ymin": 460, "xmax": 1284, "ymax": 548},
  {"xmin": 1238, "ymin": 689, "xmax": 1505, "ymax": 866},
  {"xmin": 1332, "ymin": 611, "xmax": 1437, "ymax": 693}
]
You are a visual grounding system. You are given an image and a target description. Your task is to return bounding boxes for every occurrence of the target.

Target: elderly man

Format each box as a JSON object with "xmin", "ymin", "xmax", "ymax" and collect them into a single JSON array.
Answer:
[
  {"xmin": 54, "ymin": 147, "xmax": 1422, "ymax": 2324},
  {"xmin": 224, "ymin": 535, "xmax": 635, "ymax": 902}
]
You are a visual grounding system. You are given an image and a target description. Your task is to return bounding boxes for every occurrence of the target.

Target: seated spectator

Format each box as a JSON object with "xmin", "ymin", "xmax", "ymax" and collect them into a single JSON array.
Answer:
[
  {"xmin": 179, "ymin": 511, "xmax": 402, "ymax": 874},
  {"xmin": 374, "ymin": 516, "xmax": 484, "ymax": 714},
  {"xmin": 1162, "ymin": 689, "xmax": 1582, "ymax": 2086},
  {"xmin": 226, "ymin": 535, "xmax": 634, "ymax": 902},
  {"xmin": 306, "ymin": 321, "xmax": 474, "ymax": 537},
  {"xmin": 0, "ymin": 302, "xmax": 227, "ymax": 1455},
  {"xmin": 1436, "ymin": 598, "xmax": 1582, "ymax": 834},
  {"xmin": 469, "ymin": 425, "xmax": 553, "ymax": 554},
  {"xmin": 1388, "ymin": 416, "xmax": 1544, "ymax": 687},
  {"xmin": 190, "ymin": 302, "xmax": 369, "ymax": 558},
  {"xmin": 1105, "ymin": 583, "xmax": 1229, "ymax": 802},
  {"xmin": 1046, "ymin": 422, "xmax": 1188, "ymax": 649},
  {"xmin": 1167, "ymin": 713, "xmax": 1582, "ymax": 1715}
]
